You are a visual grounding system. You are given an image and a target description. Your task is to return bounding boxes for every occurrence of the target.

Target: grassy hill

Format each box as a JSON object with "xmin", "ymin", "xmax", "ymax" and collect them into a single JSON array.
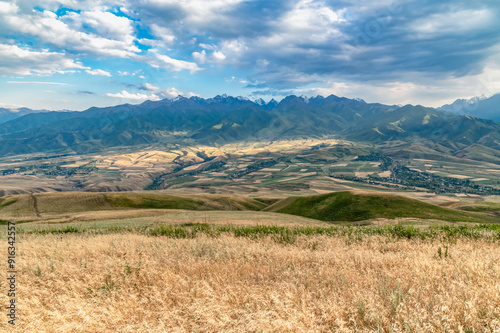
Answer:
[
  {"xmin": 1, "ymin": 190, "xmax": 498, "ymax": 224},
  {"xmin": 0, "ymin": 192, "xmax": 268, "ymax": 221},
  {"xmin": 105, "ymin": 193, "xmax": 267, "ymax": 211},
  {"xmin": 273, "ymin": 191, "xmax": 499, "ymax": 223}
]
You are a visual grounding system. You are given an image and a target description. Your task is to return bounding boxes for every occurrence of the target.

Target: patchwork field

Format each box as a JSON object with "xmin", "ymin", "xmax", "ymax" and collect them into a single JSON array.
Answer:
[{"xmin": 1, "ymin": 139, "xmax": 500, "ymax": 199}]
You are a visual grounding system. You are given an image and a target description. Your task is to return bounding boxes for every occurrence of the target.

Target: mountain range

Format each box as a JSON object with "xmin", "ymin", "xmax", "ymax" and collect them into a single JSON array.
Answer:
[
  {"xmin": 0, "ymin": 107, "xmax": 50, "ymax": 125},
  {"xmin": 1, "ymin": 94, "xmax": 500, "ymax": 161},
  {"xmin": 438, "ymin": 93, "xmax": 500, "ymax": 121}
]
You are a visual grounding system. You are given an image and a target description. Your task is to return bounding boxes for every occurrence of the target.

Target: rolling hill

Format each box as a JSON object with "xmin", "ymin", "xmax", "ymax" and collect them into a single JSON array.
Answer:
[
  {"xmin": 272, "ymin": 191, "xmax": 499, "ymax": 223},
  {"xmin": 1, "ymin": 191, "xmax": 497, "ymax": 224}
]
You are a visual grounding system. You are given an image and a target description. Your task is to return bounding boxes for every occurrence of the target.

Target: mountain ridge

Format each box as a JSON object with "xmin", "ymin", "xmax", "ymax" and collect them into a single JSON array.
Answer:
[
  {"xmin": 1, "ymin": 94, "xmax": 500, "ymax": 162},
  {"xmin": 439, "ymin": 93, "xmax": 500, "ymax": 121}
]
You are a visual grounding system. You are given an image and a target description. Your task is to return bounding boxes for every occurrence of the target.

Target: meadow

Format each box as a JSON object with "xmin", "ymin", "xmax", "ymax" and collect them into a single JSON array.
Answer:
[{"xmin": 1, "ymin": 222, "xmax": 499, "ymax": 332}]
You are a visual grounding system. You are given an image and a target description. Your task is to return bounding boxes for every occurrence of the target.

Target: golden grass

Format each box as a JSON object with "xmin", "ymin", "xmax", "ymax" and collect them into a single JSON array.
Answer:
[
  {"xmin": 26, "ymin": 210, "xmax": 328, "ymax": 227},
  {"xmin": 2, "ymin": 232, "xmax": 499, "ymax": 332}
]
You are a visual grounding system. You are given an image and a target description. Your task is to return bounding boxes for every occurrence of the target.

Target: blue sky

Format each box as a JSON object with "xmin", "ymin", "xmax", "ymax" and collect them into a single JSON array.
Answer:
[{"xmin": 1, "ymin": 0, "xmax": 500, "ymax": 110}]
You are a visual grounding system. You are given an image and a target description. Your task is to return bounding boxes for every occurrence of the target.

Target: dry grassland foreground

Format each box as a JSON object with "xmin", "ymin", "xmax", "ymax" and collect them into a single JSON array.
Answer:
[{"xmin": 1, "ymin": 231, "xmax": 500, "ymax": 332}]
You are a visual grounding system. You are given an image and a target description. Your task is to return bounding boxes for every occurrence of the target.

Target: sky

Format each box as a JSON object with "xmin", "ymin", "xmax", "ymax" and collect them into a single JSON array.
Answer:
[{"xmin": 1, "ymin": 0, "xmax": 500, "ymax": 111}]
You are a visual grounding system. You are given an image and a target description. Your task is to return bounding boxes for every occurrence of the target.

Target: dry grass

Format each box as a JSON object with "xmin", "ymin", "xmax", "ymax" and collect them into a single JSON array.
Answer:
[
  {"xmin": 25, "ymin": 210, "xmax": 328, "ymax": 227},
  {"xmin": 2, "ymin": 231, "xmax": 499, "ymax": 332}
]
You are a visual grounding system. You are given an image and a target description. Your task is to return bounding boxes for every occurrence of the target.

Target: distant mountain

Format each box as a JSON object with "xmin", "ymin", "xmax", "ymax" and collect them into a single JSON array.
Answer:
[
  {"xmin": 344, "ymin": 104, "xmax": 500, "ymax": 160},
  {"xmin": 1, "ymin": 94, "xmax": 500, "ymax": 163},
  {"xmin": 0, "ymin": 107, "xmax": 48, "ymax": 124},
  {"xmin": 439, "ymin": 94, "xmax": 500, "ymax": 121}
]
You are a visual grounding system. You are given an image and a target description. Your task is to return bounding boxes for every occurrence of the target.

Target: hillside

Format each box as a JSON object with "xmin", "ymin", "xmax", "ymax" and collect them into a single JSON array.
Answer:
[
  {"xmin": 273, "ymin": 191, "xmax": 499, "ymax": 223},
  {"xmin": 1, "ymin": 191, "xmax": 498, "ymax": 224},
  {"xmin": 0, "ymin": 192, "xmax": 269, "ymax": 221}
]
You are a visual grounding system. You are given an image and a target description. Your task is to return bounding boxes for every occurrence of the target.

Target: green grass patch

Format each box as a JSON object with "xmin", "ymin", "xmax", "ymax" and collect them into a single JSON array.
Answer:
[
  {"xmin": 274, "ymin": 191, "xmax": 500, "ymax": 223},
  {"xmin": 24, "ymin": 226, "xmax": 85, "ymax": 235},
  {"xmin": 16, "ymin": 222, "xmax": 500, "ymax": 243},
  {"xmin": 104, "ymin": 193, "xmax": 268, "ymax": 211},
  {"xmin": 0, "ymin": 197, "xmax": 18, "ymax": 209},
  {"xmin": 105, "ymin": 193, "xmax": 205, "ymax": 210},
  {"xmin": 457, "ymin": 202, "xmax": 500, "ymax": 212}
]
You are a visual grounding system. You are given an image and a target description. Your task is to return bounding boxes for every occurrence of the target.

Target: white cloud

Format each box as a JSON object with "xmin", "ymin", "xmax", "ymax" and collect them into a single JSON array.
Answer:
[
  {"xmin": 80, "ymin": 10, "xmax": 135, "ymax": 42},
  {"xmin": 162, "ymin": 87, "xmax": 200, "ymax": 99},
  {"xmin": 7, "ymin": 81, "xmax": 69, "ymax": 85},
  {"xmin": 137, "ymin": 38, "xmax": 163, "ymax": 48},
  {"xmin": 149, "ymin": 24, "xmax": 176, "ymax": 45},
  {"xmin": 106, "ymin": 86, "xmax": 200, "ymax": 102},
  {"xmin": 143, "ymin": 83, "xmax": 160, "ymax": 91},
  {"xmin": 212, "ymin": 51, "xmax": 226, "ymax": 61},
  {"xmin": 143, "ymin": 0, "xmax": 246, "ymax": 27},
  {"xmin": 0, "ymin": 1, "xmax": 18, "ymax": 14},
  {"xmin": 162, "ymin": 87, "xmax": 184, "ymax": 98},
  {"xmin": 195, "ymin": 40, "xmax": 247, "ymax": 66},
  {"xmin": 0, "ymin": 43, "xmax": 86, "ymax": 75},
  {"xmin": 1, "ymin": 8, "xmax": 140, "ymax": 58},
  {"xmin": 193, "ymin": 43, "xmax": 239, "ymax": 65},
  {"xmin": 0, "ymin": 102, "xmax": 24, "ymax": 109},
  {"xmin": 152, "ymin": 52, "xmax": 202, "ymax": 73},
  {"xmin": 199, "ymin": 43, "xmax": 217, "ymax": 51},
  {"xmin": 293, "ymin": 65, "xmax": 500, "ymax": 108},
  {"xmin": 85, "ymin": 69, "xmax": 112, "ymax": 76},
  {"xmin": 2, "ymin": 0, "xmax": 498, "ymax": 109},
  {"xmin": 192, "ymin": 50, "xmax": 207, "ymax": 64},
  {"xmin": 249, "ymin": 1, "xmax": 345, "ymax": 57},
  {"xmin": 106, "ymin": 90, "xmax": 157, "ymax": 101},
  {"xmin": 281, "ymin": 0, "xmax": 345, "ymax": 34}
]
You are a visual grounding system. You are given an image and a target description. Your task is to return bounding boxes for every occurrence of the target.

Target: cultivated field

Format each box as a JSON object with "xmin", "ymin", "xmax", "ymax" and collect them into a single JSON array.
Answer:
[
  {"xmin": 1, "ymin": 222, "xmax": 499, "ymax": 332},
  {"xmin": 2, "ymin": 139, "xmax": 500, "ymax": 198}
]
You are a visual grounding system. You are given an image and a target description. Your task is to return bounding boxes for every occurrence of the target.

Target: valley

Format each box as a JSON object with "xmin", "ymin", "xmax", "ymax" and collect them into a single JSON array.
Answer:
[
  {"xmin": 2, "ymin": 137, "xmax": 500, "ymax": 201},
  {"xmin": 1, "ymin": 94, "xmax": 500, "ymax": 202}
]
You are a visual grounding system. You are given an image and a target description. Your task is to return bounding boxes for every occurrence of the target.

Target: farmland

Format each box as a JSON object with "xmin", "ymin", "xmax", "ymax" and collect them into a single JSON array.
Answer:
[{"xmin": 2, "ymin": 138, "xmax": 500, "ymax": 201}]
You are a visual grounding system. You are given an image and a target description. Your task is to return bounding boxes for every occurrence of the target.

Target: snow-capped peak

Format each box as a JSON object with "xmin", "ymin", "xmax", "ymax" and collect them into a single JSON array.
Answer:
[{"xmin": 254, "ymin": 98, "xmax": 266, "ymax": 106}]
